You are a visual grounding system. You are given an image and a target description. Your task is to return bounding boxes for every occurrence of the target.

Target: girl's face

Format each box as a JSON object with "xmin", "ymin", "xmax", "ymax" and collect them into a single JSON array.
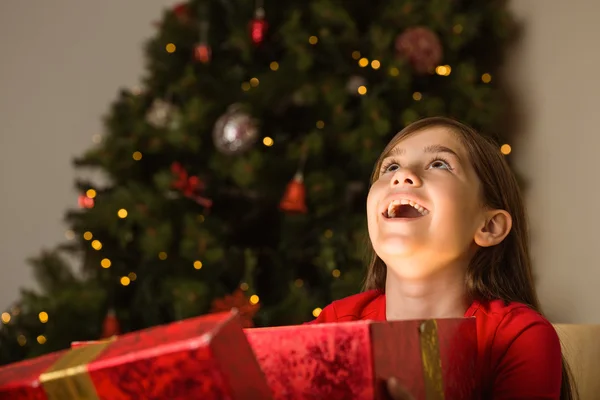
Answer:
[{"xmin": 367, "ymin": 127, "xmax": 487, "ymax": 279}]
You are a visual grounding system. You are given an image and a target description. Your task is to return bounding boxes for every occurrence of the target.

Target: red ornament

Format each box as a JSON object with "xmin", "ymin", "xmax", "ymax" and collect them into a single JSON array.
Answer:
[
  {"xmin": 249, "ymin": 8, "xmax": 268, "ymax": 45},
  {"xmin": 152, "ymin": 3, "xmax": 190, "ymax": 28},
  {"xmin": 194, "ymin": 43, "xmax": 211, "ymax": 63},
  {"xmin": 171, "ymin": 162, "xmax": 213, "ymax": 208},
  {"xmin": 101, "ymin": 309, "xmax": 120, "ymax": 339},
  {"xmin": 210, "ymin": 289, "xmax": 260, "ymax": 328},
  {"xmin": 395, "ymin": 26, "xmax": 443, "ymax": 75},
  {"xmin": 279, "ymin": 172, "xmax": 308, "ymax": 214},
  {"xmin": 173, "ymin": 2, "xmax": 191, "ymax": 24},
  {"xmin": 78, "ymin": 194, "xmax": 94, "ymax": 209}
]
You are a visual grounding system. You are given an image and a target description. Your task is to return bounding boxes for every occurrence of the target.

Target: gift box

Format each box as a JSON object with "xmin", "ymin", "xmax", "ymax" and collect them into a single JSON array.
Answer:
[
  {"xmin": 245, "ymin": 317, "xmax": 477, "ymax": 400},
  {"xmin": 0, "ymin": 310, "xmax": 273, "ymax": 400}
]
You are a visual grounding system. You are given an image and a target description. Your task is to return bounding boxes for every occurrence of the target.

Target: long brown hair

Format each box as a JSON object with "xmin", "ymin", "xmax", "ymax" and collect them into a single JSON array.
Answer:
[{"xmin": 363, "ymin": 117, "xmax": 577, "ymax": 399}]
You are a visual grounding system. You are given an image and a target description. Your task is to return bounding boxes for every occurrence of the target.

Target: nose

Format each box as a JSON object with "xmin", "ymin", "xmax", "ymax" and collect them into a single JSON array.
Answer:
[{"xmin": 390, "ymin": 168, "xmax": 422, "ymax": 188}]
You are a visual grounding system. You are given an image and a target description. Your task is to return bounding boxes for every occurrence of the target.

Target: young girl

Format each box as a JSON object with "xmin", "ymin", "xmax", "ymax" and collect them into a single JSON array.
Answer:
[{"xmin": 309, "ymin": 117, "xmax": 576, "ymax": 399}]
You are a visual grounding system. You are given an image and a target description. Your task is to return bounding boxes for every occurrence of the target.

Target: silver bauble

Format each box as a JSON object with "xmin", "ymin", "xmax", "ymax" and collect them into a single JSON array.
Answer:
[
  {"xmin": 146, "ymin": 99, "xmax": 175, "ymax": 129},
  {"xmin": 212, "ymin": 104, "xmax": 259, "ymax": 155}
]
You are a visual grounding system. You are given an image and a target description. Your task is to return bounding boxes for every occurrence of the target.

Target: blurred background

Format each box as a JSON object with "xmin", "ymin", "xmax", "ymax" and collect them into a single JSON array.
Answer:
[{"xmin": 0, "ymin": 0, "xmax": 598, "ymax": 364}]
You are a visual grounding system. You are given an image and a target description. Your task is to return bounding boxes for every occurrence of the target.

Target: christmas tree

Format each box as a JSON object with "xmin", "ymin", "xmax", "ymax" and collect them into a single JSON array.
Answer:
[{"xmin": 0, "ymin": 0, "xmax": 516, "ymax": 365}]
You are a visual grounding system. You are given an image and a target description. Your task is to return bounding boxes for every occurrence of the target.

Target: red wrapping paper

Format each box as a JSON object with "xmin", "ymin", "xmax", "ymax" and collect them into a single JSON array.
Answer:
[
  {"xmin": 0, "ymin": 310, "xmax": 273, "ymax": 400},
  {"xmin": 245, "ymin": 317, "xmax": 477, "ymax": 400}
]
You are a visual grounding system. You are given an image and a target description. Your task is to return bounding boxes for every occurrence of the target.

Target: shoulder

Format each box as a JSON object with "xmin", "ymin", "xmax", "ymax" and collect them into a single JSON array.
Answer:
[
  {"xmin": 307, "ymin": 290, "xmax": 384, "ymax": 324},
  {"xmin": 471, "ymin": 299, "xmax": 562, "ymax": 397},
  {"xmin": 471, "ymin": 299, "xmax": 559, "ymax": 346}
]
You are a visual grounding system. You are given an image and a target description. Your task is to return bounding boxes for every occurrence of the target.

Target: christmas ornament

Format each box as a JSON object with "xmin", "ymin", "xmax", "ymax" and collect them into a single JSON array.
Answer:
[
  {"xmin": 249, "ymin": 2, "xmax": 268, "ymax": 45},
  {"xmin": 280, "ymin": 147, "xmax": 308, "ymax": 213},
  {"xmin": 146, "ymin": 99, "xmax": 175, "ymax": 128},
  {"xmin": 346, "ymin": 75, "xmax": 367, "ymax": 94},
  {"xmin": 101, "ymin": 309, "xmax": 120, "ymax": 339},
  {"xmin": 152, "ymin": 2, "xmax": 191, "ymax": 27},
  {"xmin": 212, "ymin": 104, "xmax": 259, "ymax": 155},
  {"xmin": 194, "ymin": 20, "xmax": 211, "ymax": 63},
  {"xmin": 78, "ymin": 194, "xmax": 94, "ymax": 209},
  {"xmin": 210, "ymin": 289, "xmax": 260, "ymax": 328},
  {"xmin": 173, "ymin": 2, "xmax": 191, "ymax": 24},
  {"xmin": 395, "ymin": 26, "xmax": 443, "ymax": 75},
  {"xmin": 194, "ymin": 43, "xmax": 211, "ymax": 63},
  {"xmin": 280, "ymin": 172, "xmax": 307, "ymax": 213},
  {"xmin": 170, "ymin": 162, "xmax": 213, "ymax": 208}
]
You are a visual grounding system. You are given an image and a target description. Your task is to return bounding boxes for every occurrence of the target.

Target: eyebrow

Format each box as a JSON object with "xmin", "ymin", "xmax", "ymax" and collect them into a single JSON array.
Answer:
[{"xmin": 387, "ymin": 144, "xmax": 461, "ymax": 161}]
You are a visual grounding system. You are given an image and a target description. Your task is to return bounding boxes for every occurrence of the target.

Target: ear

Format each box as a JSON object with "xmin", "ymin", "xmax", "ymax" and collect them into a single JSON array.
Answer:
[{"xmin": 473, "ymin": 209, "xmax": 512, "ymax": 248}]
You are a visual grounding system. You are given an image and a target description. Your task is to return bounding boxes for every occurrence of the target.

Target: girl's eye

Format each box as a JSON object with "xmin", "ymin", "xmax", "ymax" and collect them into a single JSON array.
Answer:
[
  {"xmin": 428, "ymin": 159, "xmax": 451, "ymax": 170},
  {"xmin": 381, "ymin": 161, "xmax": 400, "ymax": 173},
  {"xmin": 386, "ymin": 163, "xmax": 400, "ymax": 172}
]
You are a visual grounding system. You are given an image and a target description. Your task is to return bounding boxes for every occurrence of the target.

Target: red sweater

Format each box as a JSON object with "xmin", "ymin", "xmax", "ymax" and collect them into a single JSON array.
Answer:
[{"xmin": 308, "ymin": 290, "xmax": 562, "ymax": 399}]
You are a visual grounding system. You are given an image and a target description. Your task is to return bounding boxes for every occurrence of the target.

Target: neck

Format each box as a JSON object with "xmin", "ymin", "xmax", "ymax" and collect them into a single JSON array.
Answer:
[{"xmin": 384, "ymin": 261, "xmax": 470, "ymax": 321}]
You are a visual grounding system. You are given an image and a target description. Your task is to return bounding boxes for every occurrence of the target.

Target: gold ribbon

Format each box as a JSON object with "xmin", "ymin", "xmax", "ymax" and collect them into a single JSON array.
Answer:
[
  {"xmin": 39, "ymin": 339, "xmax": 113, "ymax": 400},
  {"xmin": 419, "ymin": 320, "xmax": 444, "ymax": 400}
]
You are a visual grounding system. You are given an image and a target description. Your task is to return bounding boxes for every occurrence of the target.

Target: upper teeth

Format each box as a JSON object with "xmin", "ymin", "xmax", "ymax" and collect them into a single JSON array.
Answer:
[{"xmin": 387, "ymin": 199, "xmax": 429, "ymax": 217}]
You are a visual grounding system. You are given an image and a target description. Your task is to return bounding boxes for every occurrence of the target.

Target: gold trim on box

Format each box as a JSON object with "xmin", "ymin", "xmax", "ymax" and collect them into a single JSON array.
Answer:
[
  {"xmin": 419, "ymin": 320, "xmax": 444, "ymax": 400},
  {"xmin": 39, "ymin": 339, "xmax": 112, "ymax": 400}
]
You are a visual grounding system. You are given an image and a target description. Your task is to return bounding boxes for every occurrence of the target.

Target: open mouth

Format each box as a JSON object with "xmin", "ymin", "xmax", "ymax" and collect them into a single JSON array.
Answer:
[{"xmin": 382, "ymin": 199, "xmax": 429, "ymax": 219}]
